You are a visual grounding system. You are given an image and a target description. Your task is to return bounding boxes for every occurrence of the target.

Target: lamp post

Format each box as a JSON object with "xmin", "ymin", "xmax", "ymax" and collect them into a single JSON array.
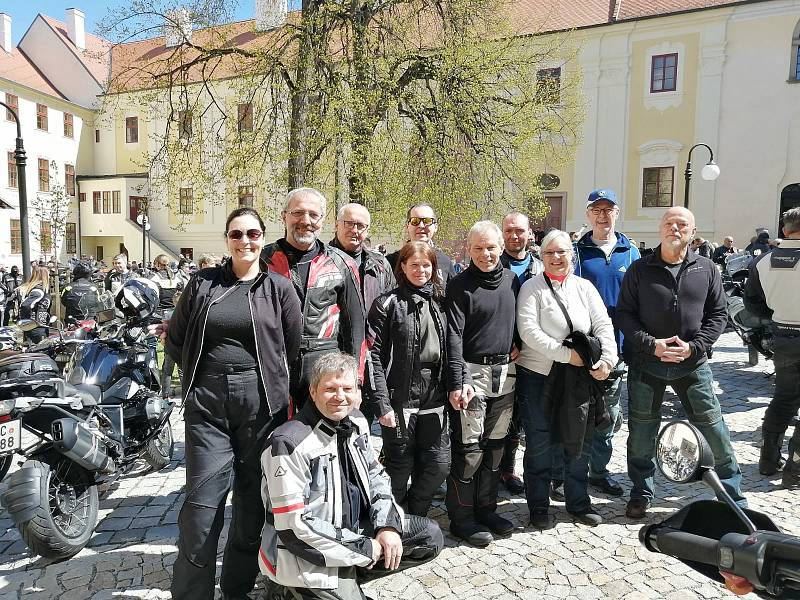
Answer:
[
  {"xmin": 0, "ymin": 101, "xmax": 32, "ymax": 281},
  {"xmin": 683, "ymin": 143, "xmax": 721, "ymax": 209}
]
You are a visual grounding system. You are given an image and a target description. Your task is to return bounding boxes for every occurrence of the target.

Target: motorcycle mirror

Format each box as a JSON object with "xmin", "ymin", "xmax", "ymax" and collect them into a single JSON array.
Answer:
[{"xmin": 655, "ymin": 421, "xmax": 715, "ymax": 483}]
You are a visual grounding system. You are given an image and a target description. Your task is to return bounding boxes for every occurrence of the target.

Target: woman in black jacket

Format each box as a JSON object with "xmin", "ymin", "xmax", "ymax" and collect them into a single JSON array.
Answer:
[
  {"xmin": 366, "ymin": 241, "xmax": 450, "ymax": 516},
  {"xmin": 16, "ymin": 266, "xmax": 52, "ymax": 344},
  {"xmin": 166, "ymin": 207, "xmax": 302, "ymax": 600}
]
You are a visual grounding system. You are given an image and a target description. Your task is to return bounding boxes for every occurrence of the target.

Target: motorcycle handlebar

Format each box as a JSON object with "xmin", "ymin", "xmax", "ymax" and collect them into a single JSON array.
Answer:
[{"xmin": 640, "ymin": 525, "xmax": 720, "ymax": 567}]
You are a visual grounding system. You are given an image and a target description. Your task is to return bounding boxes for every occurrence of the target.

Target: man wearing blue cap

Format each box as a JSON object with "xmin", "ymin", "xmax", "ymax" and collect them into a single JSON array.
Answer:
[{"xmin": 549, "ymin": 190, "xmax": 639, "ymax": 501}]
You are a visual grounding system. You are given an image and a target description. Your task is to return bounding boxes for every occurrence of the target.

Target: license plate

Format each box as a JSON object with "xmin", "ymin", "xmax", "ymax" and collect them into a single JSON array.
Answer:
[{"xmin": 0, "ymin": 419, "xmax": 22, "ymax": 454}]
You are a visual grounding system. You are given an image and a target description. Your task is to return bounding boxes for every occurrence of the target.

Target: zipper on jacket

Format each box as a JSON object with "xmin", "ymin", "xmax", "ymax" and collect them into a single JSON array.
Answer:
[
  {"xmin": 248, "ymin": 282, "xmax": 271, "ymax": 412},
  {"xmin": 184, "ymin": 282, "xmax": 243, "ymax": 397}
]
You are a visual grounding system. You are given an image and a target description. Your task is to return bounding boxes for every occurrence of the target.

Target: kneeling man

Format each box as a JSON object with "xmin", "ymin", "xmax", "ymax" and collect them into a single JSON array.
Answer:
[{"xmin": 260, "ymin": 352, "xmax": 444, "ymax": 599}]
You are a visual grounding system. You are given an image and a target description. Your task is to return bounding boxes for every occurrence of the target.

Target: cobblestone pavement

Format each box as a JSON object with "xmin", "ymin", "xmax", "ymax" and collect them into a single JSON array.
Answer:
[{"xmin": 0, "ymin": 332, "xmax": 797, "ymax": 599}]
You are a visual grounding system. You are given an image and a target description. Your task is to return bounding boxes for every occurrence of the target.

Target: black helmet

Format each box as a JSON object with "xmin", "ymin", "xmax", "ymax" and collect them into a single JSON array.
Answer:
[
  {"xmin": 115, "ymin": 278, "xmax": 160, "ymax": 322},
  {"xmin": 73, "ymin": 262, "xmax": 93, "ymax": 280}
]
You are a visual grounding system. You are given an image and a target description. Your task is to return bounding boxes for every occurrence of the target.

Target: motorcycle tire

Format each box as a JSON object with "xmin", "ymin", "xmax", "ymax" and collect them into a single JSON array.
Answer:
[
  {"xmin": 143, "ymin": 422, "xmax": 174, "ymax": 471},
  {"xmin": 748, "ymin": 345, "xmax": 760, "ymax": 366},
  {"xmin": 11, "ymin": 456, "xmax": 98, "ymax": 560},
  {"xmin": 0, "ymin": 454, "xmax": 12, "ymax": 481}
]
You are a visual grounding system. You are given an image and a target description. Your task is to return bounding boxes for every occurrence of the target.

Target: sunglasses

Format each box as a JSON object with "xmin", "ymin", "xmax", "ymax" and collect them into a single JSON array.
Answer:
[
  {"xmin": 408, "ymin": 217, "xmax": 437, "ymax": 227},
  {"xmin": 226, "ymin": 229, "xmax": 264, "ymax": 241}
]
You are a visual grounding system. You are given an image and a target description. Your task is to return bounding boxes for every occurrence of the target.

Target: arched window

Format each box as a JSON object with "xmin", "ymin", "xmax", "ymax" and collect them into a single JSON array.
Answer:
[{"xmin": 791, "ymin": 20, "xmax": 800, "ymax": 82}]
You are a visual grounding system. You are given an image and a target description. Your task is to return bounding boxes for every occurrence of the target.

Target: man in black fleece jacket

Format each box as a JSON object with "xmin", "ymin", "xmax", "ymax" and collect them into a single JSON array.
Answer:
[
  {"xmin": 445, "ymin": 221, "xmax": 520, "ymax": 547},
  {"xmin": 616, "ymin": 207, "xmax": 745, "ymax": 519}
]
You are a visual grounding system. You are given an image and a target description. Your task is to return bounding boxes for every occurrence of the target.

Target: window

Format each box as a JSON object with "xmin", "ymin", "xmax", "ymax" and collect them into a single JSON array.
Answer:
[
  {"xmin": 125, "ymin": 117, "xmax": 139, "ymax": 143},
  {"xmin": 536, "ymin": 67, "xmax": 562, "ymax": 104},
  {"xmin": 38, "ymin": 159, "xmax": 50, "ymax": 192},
  {"xmin": 40, "ymin": 221, "xmax": 52, "ymax": 253},
  {"xmin": 10, "ymin": 219, "xmax": 21, "ymax": 254},
  {"xmin": 65, "ymin": 164, "xmax": 76, "ymax": 196},
  {"xmin": 80, "ymin": 192, "xmax": 86, "ymax": 203},
  {"xmin": 7, "ymin": 152, "xmax": 16, "ymax": 188},
  {"xmin": 179, "ymin": 187, "xmax": 193, "ymax": 214},
  {"xmin": 95, "ymin": 129, "xmax": 100, "ymax": 143},
  {"xmin": 5, "ymin": 93, "xmax": 18, "ymax": 121},
  {"xmin": 103, "ymin": 191, "xmax": 111, "ymax": 214},
  {"xmin": 64, "ymin": 112, "xmax": 74, "ymax": 138},
  {"xmin": 96, "ymin": 246, "xmax": 104, "ymax": 261},
  {"xmin": 642, "ymin": 167, "xmax": 674, "ymax": 207},
  {"xmin": 178, "ymin": 110, "xmax": 192, "ymax": 140},
  {"xmin": 651, "ymin": 53, "xmax": 678, "ymax": 93},
  {"xmin": 66, "ymin": 223, "xmax": 77, "ymax": 254},
  {"xmin": 36, "ymin": 103, "xmax": 48, "ymax": 131},
  {"xmin": 238, "ymin": 185, "xmax": 254, "ymax": 207},
  {"xmin": 112, "ymin": 191, "xmax": 121, "ymax": 214},
  {"xmin": 93, "ymin": 191, "xmax": 101, "ymax": 214},
  {"xmin": 238, "ymin": 103, "xmax": 253, "ymax": 133},
  {"xmin": 180, "ymin": 248, "xmax": 194, "ymax": 260}
]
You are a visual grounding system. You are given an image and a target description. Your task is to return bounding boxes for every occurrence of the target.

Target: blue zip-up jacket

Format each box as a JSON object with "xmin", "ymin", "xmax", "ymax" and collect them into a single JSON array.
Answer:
[{"xmin": 574, "ymin": 231, "xmax": 641, "ymax": 354}]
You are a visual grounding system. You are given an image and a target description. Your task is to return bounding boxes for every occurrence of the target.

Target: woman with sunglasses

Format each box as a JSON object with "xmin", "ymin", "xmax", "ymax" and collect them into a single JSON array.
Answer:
[
  {"xmin": 366, "ymin": 241, "xmax": 452, "ymax": 516},
  {"xmin": 166, "ymin": 207, "xmax": 302, "ymax": 600}
]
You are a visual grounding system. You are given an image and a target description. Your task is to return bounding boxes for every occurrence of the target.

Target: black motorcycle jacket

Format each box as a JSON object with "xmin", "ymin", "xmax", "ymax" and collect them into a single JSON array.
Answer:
[
  {"xmin": 17, "ymin": 284, "xmax": 51, "ymax": 330},
  {"xmin": 104, "ymin": 270, "xmax": 134, "ymax": 295},
  {"xmin": 744, "ymin": 238, "xmax": 800, "ymax": 336},
  {"xmin": 61, "ymin": 277, "xmax": 105, "ymax": 321},
  {"xmin": 329, "ymin": 238, "xmax": 395, "ymax": 316},
  {"xmin": 165, "ymin": 260, "xmax": 302, "ymax": 415},
  {"xmin": 261, "ymin": 239, "xmax": 367, "ymax": 378},
  {"xmin": 365, "ymin": 283, "xmax": 452, "ymax": 419},
  {"xmin": 150, "ymin": 268, "xmax": 183, "ymax": 312}
]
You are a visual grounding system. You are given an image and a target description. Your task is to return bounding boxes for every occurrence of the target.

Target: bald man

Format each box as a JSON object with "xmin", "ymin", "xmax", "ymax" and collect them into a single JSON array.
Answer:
[{"xmin": 616, "ymin": 207, "xmax": 746, "ymax": 518}]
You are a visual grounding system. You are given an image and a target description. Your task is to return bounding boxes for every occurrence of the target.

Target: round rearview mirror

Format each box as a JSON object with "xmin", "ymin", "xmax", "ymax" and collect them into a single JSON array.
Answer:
[{"xmin": 655, "ymin": 421, "xmax": 713, "ymax": 483}]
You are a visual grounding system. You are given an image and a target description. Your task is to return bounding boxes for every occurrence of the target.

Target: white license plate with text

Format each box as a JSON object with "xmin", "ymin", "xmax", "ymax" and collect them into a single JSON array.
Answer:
[{"xmin": 0, "ymin": 419, "xmax": 22, "ymax": 454}]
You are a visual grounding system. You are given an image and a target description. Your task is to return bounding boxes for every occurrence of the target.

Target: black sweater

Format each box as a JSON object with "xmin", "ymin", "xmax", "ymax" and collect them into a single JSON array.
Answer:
[
  {"xmin": 615, "ymin": 247, "xmax": 727, "ymax": 367},
  {"xmin": 445, "ymin": 264, "xmax": 520, "ymax": 390}
]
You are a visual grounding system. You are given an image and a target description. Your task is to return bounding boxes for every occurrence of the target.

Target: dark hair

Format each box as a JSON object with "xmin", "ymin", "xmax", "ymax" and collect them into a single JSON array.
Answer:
[
  {"xmin": 405, "ymin": 203, "xmax": 437, "ymax": 221},
  {"xmin": 394, "ymin": 241, "xmax": 443, "ymax": 296},
  {"xmin": 225, "ymin": 207, "xmax": 266, "ymax": 234}
]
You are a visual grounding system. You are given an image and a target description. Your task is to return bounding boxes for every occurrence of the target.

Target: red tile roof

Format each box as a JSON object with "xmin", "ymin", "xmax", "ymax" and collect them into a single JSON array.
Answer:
[{"xmin": 0, "ymin": 47, "xmax": 65, "ymax": 100}]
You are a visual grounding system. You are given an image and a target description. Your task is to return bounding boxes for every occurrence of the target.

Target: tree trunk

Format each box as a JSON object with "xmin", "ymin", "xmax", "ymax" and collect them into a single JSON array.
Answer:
[{"xmin": 287, "ymin": 0, "xmax": 315, "ymax": 190}]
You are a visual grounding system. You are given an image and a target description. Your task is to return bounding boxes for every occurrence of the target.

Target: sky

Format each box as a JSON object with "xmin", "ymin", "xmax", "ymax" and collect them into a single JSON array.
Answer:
[{"xmin": 0, "ymin": 0, "xmax": 259, "ymax": 45}]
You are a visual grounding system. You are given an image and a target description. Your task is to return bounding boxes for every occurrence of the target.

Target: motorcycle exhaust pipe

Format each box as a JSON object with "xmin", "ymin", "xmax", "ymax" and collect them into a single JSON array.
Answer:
[{"xmin": 51, "ymin": 418, "xmax": 116, "ymax": 474}]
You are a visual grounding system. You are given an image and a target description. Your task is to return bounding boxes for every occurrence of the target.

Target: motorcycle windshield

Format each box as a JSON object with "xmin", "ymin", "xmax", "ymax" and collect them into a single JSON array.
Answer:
[{"xmin": 69, "ymin": 343, "xmax": 126, "ymax": 390}]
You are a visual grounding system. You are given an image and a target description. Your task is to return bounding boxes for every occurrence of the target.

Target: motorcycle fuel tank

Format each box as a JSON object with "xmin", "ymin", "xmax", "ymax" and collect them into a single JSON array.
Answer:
[{"xmin": 66, "ymin": 343, "xmax": 128, "ymax": 392}]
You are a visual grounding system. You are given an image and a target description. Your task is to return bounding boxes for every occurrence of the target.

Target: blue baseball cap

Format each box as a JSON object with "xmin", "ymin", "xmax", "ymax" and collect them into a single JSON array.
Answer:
[{"xmin": 587, "ymin": 189, "xmax": 618, "ymax": 207}]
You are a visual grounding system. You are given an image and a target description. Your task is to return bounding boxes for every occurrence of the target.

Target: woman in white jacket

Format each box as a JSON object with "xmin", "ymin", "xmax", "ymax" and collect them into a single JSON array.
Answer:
[{"xmin": 516, "ymin": 230, "xmax": 617, "ymax": 529}]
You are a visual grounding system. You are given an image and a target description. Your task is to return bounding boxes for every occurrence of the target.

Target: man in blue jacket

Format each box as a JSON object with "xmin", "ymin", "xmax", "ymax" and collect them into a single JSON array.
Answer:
[{"xmin": 550, "ymin": 190, "xmax": 639, "ymax": 501}]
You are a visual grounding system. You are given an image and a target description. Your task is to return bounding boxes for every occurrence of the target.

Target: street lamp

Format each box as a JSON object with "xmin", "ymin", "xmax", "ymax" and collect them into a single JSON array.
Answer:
[
  {"xmin": 0, "ymin": 101, "xmax": 32, "ymax": 281},
  {"xmin": 683, "ymin": 143, "xmax": 720, "ymax": 209}
]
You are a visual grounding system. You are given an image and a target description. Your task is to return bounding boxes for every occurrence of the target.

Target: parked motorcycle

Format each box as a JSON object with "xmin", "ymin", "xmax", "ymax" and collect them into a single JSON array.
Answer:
[
  {"xmin": 723, "ymin": 252, "xmax": 774, "ymax": 366},
  {"xmin": 640, "ymin": 421, "xmax": 800, "ymax": 598},
  {"xmin": 0, "ymin": 278, "xmax": 173, "ymax": 560}
]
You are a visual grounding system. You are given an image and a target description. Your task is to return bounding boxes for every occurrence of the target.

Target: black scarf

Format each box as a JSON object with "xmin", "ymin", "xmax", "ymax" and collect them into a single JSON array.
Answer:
[
  {"xmin": 403, "ymin": 280, "xmax": 435, "ymax": 300},
  {"xmin": 334, "ymin": 417, "xmax": 368, "ymax": 531},
  {"xmin": 467, "ymin": 261, "xmax": 504, "ymax": 289}
]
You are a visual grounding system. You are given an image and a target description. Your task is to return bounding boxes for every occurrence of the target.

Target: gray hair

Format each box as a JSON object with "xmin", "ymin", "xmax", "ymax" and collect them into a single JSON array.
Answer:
[
  {"xmin": 467, "ymin": 220, "xmax": 503, "ymax": 247},
  {"xmin": 540, "ymin": 229, "xmax": 575, "ymax": 261},
  {"xmin": 783, "ymin": 207, "xmax": 800, "ymax": 235},
  {"xmin": 336, "ymin": 202, "xmax": 370, "ymax": 222},
  {"xmin": 284, "ymin": 187, "xmax": 327, "ymax": 217},
  {"xmin": 113, "ymin": 254, "xmax": 128, "ymax": 263},
  {"xmin": 197, "ymin": 253, "xmax": 219, "ymax": 268},
  {"xmin": 309, "ymin": 352, "xmax": 358, "ymax": 391}
]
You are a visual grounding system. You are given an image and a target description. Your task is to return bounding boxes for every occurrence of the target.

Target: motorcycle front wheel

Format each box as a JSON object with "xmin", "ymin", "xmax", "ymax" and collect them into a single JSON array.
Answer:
[
  {"xmin": 143, "ymin": 422, "xmax": 174, "ymax": 471},
  {"xmin": 11, "ymin": 455, "xmax": 98, "ymax": 560}
]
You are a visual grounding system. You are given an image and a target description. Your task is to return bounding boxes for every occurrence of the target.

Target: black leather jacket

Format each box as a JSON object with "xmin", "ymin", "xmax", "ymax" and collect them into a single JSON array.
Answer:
[
  {"xmin": 60, "ymin": 277, "xmax": 105, "ymax": 320},
  {"xmin": 261, "ymin": 240, "xmax": 366, "ymax": 378},
  {"xmin": 365, "ymin": 283, "xmax": 452, "ymax": 419},
  {"xmin": 165, "ymin": 260, "xmax": 302, "ymax": 414}
]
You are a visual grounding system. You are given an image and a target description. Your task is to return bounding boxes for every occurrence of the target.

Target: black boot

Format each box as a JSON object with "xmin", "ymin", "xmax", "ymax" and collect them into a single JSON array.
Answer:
[
  {"xmin": 759, "ymin": 429, "xmax": 786, "ymax": 476},
  {"xmin": 782, "ymin": 432, "xmax": 800, "ymax": 489}
]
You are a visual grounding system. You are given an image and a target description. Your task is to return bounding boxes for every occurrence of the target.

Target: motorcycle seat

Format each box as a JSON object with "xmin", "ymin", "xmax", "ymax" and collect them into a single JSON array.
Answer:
[{"xmin": 65, "ymin": 382, "xmax": 102, "ymax": 406}]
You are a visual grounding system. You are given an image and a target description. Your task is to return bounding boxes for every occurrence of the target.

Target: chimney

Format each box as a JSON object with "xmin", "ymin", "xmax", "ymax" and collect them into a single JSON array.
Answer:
[
  {"xmin": 255, "ymin": 0, "xmax": 287, "ymax": 31},
  {"xmin": 65, "ymin": 8, "xmax": 86, "ymax": 51},
  {"xmin": 165, "ymin": 9, "xmax": 192, "ymax": 48},
  {"xmin": 0, "ymin": 13, "xmax": 11, "ymax": 54}
]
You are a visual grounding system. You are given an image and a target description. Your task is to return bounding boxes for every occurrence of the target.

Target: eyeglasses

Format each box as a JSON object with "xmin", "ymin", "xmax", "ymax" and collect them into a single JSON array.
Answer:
[
  {"xmin": 408, "ymin": 217, "xmax": 437, "ymax": 227},
  {"xmin": 340, "ymin": 220, "xmax": 369, "ymax": 232},
  {"xmin": 588, "ymin": 207, "xmax": 617, "ymax": 216},
  {"xmin": 226, "ymin": 229, "xmax": 264, "ymax": 241},
  {"xmin": 542, "ymin": 249, "xmax": 570, "ymax": 257},
  {"xmin": 287, "ymin": 209, "xmax": 323, "ymax": 223}
]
